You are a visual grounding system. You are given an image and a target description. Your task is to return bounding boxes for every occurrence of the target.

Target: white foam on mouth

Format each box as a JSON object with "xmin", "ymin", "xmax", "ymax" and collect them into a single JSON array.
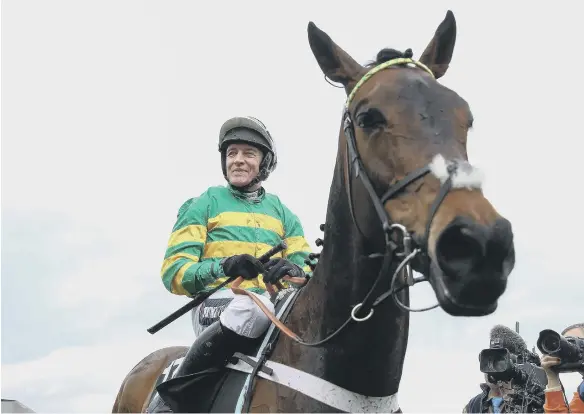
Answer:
[{"xmin": 429, "ymin": 154, "xmax": 484, "ymax": 190}]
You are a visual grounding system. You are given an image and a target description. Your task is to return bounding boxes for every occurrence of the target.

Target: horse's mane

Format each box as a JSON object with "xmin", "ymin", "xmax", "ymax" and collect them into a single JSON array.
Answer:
[{"xmin": 365, "ymin": 48, "xmax": 414, "ymax": 68}]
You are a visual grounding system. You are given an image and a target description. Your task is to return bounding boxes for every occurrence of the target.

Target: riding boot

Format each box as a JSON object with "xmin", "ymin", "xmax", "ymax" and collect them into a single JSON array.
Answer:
[
  {"xmin": 148, "ymin": 320, "xmax": 258, "ymax": 413},
  {"xmin": 145, "ymin": 393, "xmax": 173, "ymax": 413}
]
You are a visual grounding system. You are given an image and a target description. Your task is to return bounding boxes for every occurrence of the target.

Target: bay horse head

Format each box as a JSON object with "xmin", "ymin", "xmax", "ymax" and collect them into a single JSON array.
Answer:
[{"xmin": 307, "ymin": 11, "xmax": 515, "ymax": 317}]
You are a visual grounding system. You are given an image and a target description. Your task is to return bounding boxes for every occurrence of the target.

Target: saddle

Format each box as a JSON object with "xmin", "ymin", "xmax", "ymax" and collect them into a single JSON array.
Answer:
[{"xmin": 148, "ymin": 285, "xmax": 401, "ymax": 413}]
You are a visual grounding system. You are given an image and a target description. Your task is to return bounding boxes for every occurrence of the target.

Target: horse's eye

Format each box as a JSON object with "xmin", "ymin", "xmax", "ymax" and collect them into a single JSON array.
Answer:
[{"xmin": 356, "ymin": 109, "xmax": 386, "ymax": 130}]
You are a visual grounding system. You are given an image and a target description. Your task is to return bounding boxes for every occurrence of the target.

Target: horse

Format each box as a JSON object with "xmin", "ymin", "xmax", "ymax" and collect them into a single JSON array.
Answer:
[{"xmin": 112, "ymin": 10, "xmax": 515, "ymax": 413}]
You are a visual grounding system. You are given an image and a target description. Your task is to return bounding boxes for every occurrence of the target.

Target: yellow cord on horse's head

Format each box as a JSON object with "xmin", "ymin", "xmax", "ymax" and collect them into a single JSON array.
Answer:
[{"xmin": 345, "ymin": 58, "xmax": 435, "ymax": 109}]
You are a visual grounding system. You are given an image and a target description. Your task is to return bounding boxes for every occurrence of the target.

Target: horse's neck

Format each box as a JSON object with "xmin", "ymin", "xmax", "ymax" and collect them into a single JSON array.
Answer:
[{"xmin": 270, "ymin": 155, "xmax": 410, "ymax": 398}]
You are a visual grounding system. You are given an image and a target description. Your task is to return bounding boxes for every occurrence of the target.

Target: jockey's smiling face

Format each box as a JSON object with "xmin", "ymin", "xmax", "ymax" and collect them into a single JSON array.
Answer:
[{"xmin": 225, "ymin": 143, "xmax": 263, "ymax": 188}]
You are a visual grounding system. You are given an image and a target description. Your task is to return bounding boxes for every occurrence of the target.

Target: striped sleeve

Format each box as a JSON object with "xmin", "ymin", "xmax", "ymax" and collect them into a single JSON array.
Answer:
[
  {"xmin": 160, "ymin": 195, "xmax": 225, "ymax": 296},
  {"xmin": 280, "ymin": 202, "xmax": 316, "ymax": 276}
]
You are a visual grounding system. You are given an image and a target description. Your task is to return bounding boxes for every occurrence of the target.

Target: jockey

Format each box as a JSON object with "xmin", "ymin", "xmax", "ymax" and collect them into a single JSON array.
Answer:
[{"xmin": 147, "ymin": 116, "xmax": 315, "ymax": 412}]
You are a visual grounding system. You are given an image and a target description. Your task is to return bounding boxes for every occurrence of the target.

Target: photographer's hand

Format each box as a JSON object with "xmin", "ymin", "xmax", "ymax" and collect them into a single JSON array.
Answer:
[{"xmin": 541, "ymin": 355, "xmax": 562, "ymax": 390}]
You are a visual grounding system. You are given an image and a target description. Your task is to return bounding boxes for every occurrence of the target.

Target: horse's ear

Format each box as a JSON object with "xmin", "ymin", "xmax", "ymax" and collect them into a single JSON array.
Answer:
[
  {"xmin": 307, "ymin": 22, "xmax": 364, "ymax": 92},
  {"xmin": 419, "ymin": 10, "xmax": 457, "ymax": 79}
]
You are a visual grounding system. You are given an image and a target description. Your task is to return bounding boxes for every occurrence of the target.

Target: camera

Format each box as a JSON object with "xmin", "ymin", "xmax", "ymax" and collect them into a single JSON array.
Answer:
[
  {"xmin": 479, "ymin": 339, "xmax": 547, "ymax": 387},
  {"xmin": 479, "ymin": 338, "xmax": 547, "ymax": 412},
  {"xmin": 537, "ymin": 329, "xmax": 584, "ymax": 374}
]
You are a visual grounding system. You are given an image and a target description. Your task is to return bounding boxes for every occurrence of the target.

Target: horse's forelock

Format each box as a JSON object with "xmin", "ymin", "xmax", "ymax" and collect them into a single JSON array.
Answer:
[{"xmin": 365, "ymin": 48, "xmax": 413, "ymax": 69}]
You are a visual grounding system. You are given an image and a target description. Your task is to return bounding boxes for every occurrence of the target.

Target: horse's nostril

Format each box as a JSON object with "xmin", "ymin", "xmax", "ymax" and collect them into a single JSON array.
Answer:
[
  {"xmin": 436, "ymin": 218, "xmax": 487, "ymax": 279},
  {"xmin": 433, "ymin": 216, "xmax": 514, "ymax": 311}
]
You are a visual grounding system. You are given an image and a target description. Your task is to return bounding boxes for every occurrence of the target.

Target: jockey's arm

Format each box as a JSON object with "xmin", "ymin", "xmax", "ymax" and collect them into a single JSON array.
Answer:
[
  {"xmin": 280, "ymin": 202, "xmax": 317, "ymax": 282},
  {"xmin": 160, "ymin": 195, "xmax": 225, "ymax": 297}
]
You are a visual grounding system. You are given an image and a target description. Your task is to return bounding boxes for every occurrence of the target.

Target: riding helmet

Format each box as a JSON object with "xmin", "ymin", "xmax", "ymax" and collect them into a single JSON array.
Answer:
[{"xmin": 218, "ymin": 116, "xmax": 278, "ymax": 182}]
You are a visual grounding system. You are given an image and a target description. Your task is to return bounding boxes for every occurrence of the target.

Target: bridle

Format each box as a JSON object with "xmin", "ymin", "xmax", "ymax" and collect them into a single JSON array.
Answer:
[
  {"xmin": 342, "ymin": 56, "xmax": 459, "ymax": 317},
  {"xmin": 232, "ymin": 56, "xmax": 467, "ymax": 348}
]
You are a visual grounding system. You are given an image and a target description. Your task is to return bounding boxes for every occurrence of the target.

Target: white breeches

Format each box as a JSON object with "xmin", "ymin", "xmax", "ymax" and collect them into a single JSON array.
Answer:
[{"xmin": 191, "ymin": 289, "xmax": 274, "ymax": 338}]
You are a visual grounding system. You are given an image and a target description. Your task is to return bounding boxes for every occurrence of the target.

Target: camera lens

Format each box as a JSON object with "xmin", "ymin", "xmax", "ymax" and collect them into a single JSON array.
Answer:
[
  {"xmin": 494, "ymin": 358, "xmax": 506, "ymax": 372},
  {"xmin": 541, "ymin": 335, "xmax": 561, "ymax": 354}
]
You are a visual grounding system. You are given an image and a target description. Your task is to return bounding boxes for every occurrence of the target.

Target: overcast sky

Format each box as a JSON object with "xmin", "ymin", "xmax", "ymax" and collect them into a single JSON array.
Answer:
[{"xmin": 2, "ymin": 1, "xmax": 583, "ymax": 412}]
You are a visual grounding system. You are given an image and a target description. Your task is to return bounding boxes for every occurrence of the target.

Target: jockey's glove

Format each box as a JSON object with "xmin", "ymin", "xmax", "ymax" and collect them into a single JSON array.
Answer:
[
  {"xmin": 221, "ymin": 254, "xmax": 265, "ymax": 280},
  {"xmin": 263, "ymin": 258, "xmax": 305, "ymax": 284}
]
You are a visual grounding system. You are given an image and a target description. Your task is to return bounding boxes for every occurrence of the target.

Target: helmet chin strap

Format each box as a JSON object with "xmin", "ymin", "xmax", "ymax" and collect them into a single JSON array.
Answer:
[
  {"xmin": 234, "ymin": 176, "xmax": 261, "ymax": 192},
  {"xmin": 226, "ymin": 172, "xmax": 263, "ymax": 192},
  {"xmin": 224, "ymin": 161, "xmax": 268, "ymax": 192}
]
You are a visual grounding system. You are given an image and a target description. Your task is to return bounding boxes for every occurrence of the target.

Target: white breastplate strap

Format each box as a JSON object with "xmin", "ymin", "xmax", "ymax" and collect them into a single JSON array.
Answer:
[{"xmin": 226, "ymin": 356, "xmax": 400, "ymax": 413}]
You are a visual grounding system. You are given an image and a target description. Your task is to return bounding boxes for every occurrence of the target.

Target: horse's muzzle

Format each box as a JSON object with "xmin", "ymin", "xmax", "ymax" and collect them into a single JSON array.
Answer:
[{"xmin": 431, "ymin": 215, "xmax": 515, "ymax": 316}]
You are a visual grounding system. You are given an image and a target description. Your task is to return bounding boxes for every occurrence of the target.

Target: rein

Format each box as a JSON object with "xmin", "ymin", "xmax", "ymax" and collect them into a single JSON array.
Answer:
[{"xmin": 232, "ymin": 56, "xmax": 461, "ymax": 344}]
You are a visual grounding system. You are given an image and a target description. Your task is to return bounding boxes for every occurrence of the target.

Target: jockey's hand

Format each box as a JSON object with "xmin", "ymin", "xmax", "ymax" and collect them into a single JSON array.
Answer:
[
  {"xmin": 221, "ymin": 254, "xmax": 265, "ymax": 280},
  {"xmin": 263, "ymin": 258, "xmax": 305, "ymax": 284}
]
